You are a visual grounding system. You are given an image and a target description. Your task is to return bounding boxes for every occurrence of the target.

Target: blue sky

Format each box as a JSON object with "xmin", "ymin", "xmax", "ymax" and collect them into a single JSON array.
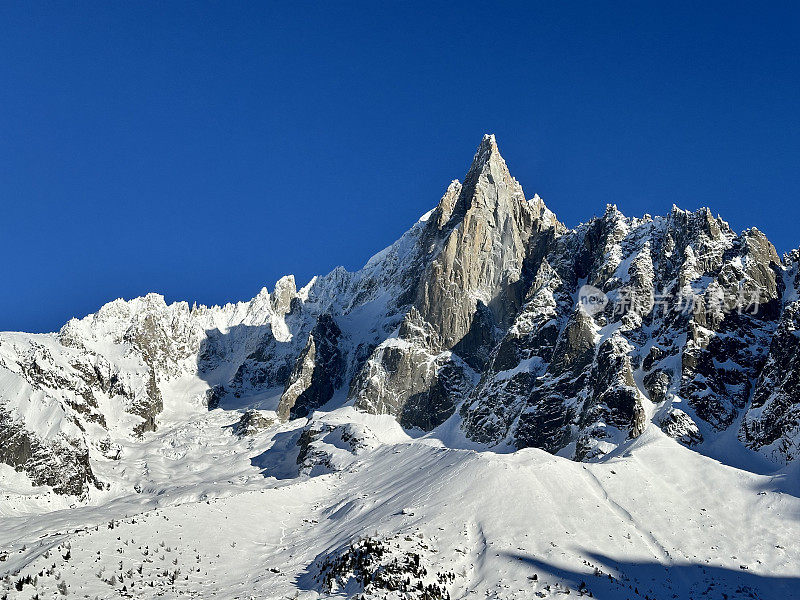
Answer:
[{"xmin": 2, "ymin": 2, "xmax": 799, "ymax": 333}]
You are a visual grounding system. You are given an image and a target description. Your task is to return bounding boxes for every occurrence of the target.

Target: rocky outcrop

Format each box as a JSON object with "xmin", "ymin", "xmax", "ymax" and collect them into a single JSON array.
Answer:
[
  {"xmin": 413, "ymin": 134, "xmax": 542, "ymax": 355},
  {"xmin": 295, "ymin": 420, "xmax": 378, "ymax": 476},
  {"xmin": 0, "ymin": 404, "xmax": 99, "ymax": 496},
  {"xmin": 271, "ymin": 275, "xmax": 297, "ymax": 316},
  {"xmin": 658, "ymin": 408, "xmax": 703, "ymax": 446},
  {"xmin": 349, "ymin": 307, "xmax": 476, "ymax": 430},
  {"xmin": 349, "ymin": 135, "xmax": 560, "ymax": 429},
  {"xmin": 741, "ymin": 253, "xmax": 800, "ymax": 462},
  {"xmin": 278, "ymin": 314, "xmax": 344, "ymax": 420},
  {"xmin": 233, "ymin": 409, "xmax": 275, "ymax": 436},
  {"xmin": 461, "ymin": 199, "xmax": 786, "ymax": 461}
]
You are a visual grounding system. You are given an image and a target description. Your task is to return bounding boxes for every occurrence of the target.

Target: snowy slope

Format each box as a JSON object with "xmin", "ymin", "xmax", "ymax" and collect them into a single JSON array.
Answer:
[{"xmin": 1, "ymin": 404, "xmax": 798, "ymax": 599}]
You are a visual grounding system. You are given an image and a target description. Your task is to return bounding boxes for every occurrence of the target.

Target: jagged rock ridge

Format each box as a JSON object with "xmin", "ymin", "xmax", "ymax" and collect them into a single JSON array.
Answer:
[{"xmin": 1, "ymin": 134, "xmax": 799, "ymax": 496}]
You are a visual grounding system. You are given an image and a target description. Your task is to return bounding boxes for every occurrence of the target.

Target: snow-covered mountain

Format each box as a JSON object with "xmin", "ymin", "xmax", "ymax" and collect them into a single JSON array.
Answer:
[{"xmin": 1, "ymin": 136, "xmax": 799, "ymax": 599}]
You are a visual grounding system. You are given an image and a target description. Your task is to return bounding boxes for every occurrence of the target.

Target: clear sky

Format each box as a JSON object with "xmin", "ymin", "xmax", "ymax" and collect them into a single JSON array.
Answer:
[{"xmin": 2, "ymin": 2, "xmax": 799, "ymax": 333}]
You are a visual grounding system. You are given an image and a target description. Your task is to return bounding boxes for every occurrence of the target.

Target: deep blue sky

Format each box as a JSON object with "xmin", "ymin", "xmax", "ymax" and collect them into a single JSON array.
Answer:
[{"xmin": 2, "ymin": 3, "xmax": 799, "ymax": 333}]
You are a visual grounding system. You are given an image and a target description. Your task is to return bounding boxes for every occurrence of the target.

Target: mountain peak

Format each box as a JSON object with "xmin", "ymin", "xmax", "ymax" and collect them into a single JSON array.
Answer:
[
  {"xmin": 467, "ymin": 133, "xmax": 503, "ymax": 175},
  {"xmin": 459, "ymin": 133, "xmax": 521, "ymax": 211},
  {"xmin": 479, "ymin": 132, "xmax": 498, "ymax": 150},
  {"xmin": 428, "ymin": 135, "xmax": 512, "ymax": 230}
]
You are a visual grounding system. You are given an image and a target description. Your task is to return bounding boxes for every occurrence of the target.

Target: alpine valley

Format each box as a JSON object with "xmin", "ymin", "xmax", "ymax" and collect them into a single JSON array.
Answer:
[{"xmin": 1, "ymin": 136, "xmax": 798, "ymax": 599}]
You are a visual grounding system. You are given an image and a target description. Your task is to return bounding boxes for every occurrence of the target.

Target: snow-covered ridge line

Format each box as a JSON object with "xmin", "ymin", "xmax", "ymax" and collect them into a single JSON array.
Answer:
[{"xmin": 1, "ymin": 134, "xmax": 799, "ymax": 505}]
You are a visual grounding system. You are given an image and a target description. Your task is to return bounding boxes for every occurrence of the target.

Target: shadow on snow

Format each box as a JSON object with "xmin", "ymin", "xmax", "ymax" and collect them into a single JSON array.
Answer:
[{"xmin": 501, "ymin": 551, "xmax": 799, "ymax": 600}]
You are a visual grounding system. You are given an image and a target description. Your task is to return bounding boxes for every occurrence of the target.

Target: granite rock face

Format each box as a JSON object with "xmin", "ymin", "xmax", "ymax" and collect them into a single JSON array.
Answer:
[
  {"xmin": 3, "ymin": 134, "xmax": 800, "ymax": 496},
  {"xmin": 472, "ymin": 204, "xmax": 774, "ymax": 453},
  {"xmin": 462, "ymin": 202, "xmax": 785, "ymax": 459},
  {"xmin": 741, "ymin": 251, "xmax": 800, "ymax": 462},
  {"xmin": 350, "ymin": 135, "xmax": 559, "ymax": 429},
  {"xmin": 278, "ymin": 314, "xmax": 344, "ymax": 420}
]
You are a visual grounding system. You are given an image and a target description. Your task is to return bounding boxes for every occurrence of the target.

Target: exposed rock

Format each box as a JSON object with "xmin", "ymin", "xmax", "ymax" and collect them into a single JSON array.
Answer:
[
  {"xmin": 204, "ymin": 384, "xmax": 226, "ymax": 410},
  {"xmin": 461, "ymin": 198, "xmax": 785, "ymax": 461},
  {"xmin": 0, "ymin": 404, "xmax": 100, "ymax": 496},
  {"xmin": 295, "ymin": 421, "xmax": 378, "ymax": 476},
  {"xmin": 278, "ymin": 314, "xmax": 344, "ymax": 420},
  {"xmin": 658, "ymin": 408, "xmax": 703, "ymax": 446},
  {"xmin": 741, "ymin": 296, "xmax": 800, "ymax": 462},
  {"xmin": 349, "ymin": 135, "xmax": 560, "ymax": 429},
  {"xmin": 271, "ymin": 275, "xmax": 297, "ymax": 316},
  {"xmin": 643, "ymin": 369, "xmax": 671, "ymax": 404},
  {"xmin": 233, "ymin": 409, "xmax": 275, "ymax": 436}
]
